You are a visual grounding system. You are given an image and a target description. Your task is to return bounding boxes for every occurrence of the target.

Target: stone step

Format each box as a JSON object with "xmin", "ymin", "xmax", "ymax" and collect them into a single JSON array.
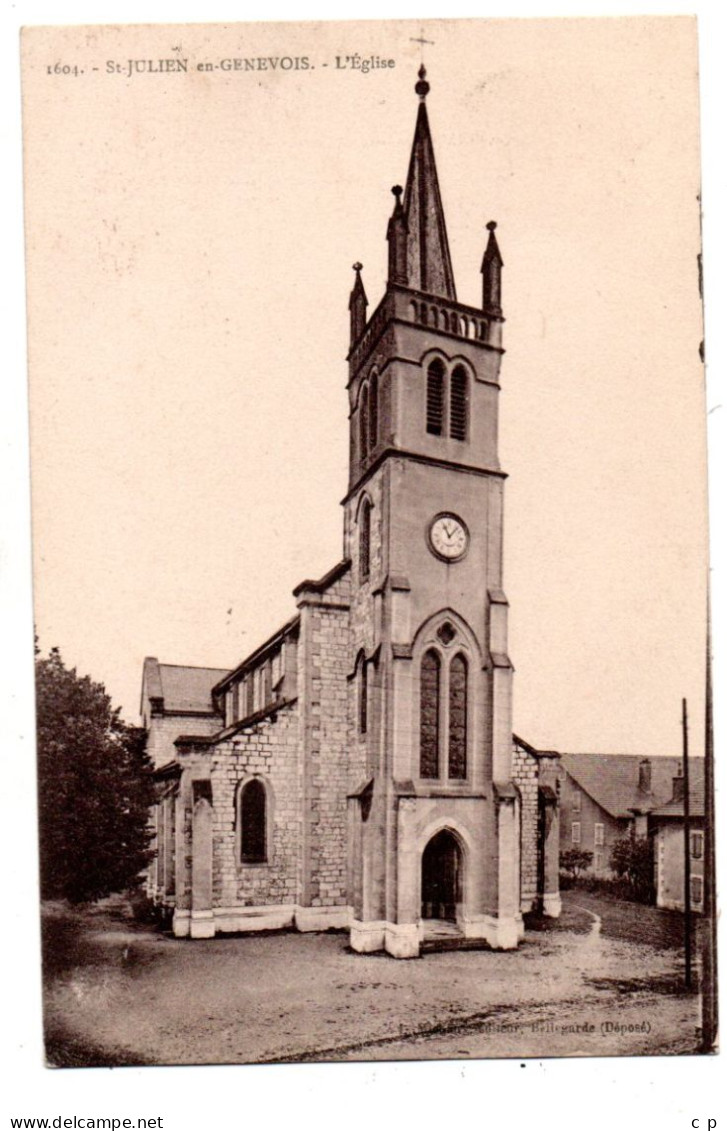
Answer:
[{"xmin": 420, "ymin": 936, "xmax": 492, "ymax": 953}]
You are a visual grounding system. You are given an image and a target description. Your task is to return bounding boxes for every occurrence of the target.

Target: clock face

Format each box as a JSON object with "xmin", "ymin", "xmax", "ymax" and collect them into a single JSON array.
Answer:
[{"xmin": 428, "ymin": 513, "xmax": 469, "ymax": 561}]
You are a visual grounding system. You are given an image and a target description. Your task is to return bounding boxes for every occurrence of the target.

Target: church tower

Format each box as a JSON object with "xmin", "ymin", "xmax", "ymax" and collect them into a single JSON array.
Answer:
[{"xmin": 345, "ymin": 68, "xmax": 522, "ymax": 957}]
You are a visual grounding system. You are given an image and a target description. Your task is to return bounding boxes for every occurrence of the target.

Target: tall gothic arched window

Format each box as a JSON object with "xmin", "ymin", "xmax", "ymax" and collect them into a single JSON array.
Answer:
[
  {"xmin": 420, "ymin": 649, "xmax": 441, "ymax": 778},
  {"xmin": 419, "ymin": 644, "xmax": 470, "ymax": 780},
  {"xmin": 448, "ymin": 654, "xmax": 468, "ymax": 779},
  {"xmin": 369, "ymin": 372, "xmax": 379, "ymax": 451},
  {"xmin": 360, "ymin": 385, "xmax": 369, "ymax": 460},
  {"xmin": 359, "ymin": 497, "xmax": 371, "ymax": 582},
  {"xmin": 450, "ymin": 365, "xmax": 469, "ymax": 441},
  {"xmin": 426, "ymin": 360, "xmax": 445, "ymax": 436},
  {"xmin": 240, "ymin": 778, "xmax": 267, "ymax": 863}
]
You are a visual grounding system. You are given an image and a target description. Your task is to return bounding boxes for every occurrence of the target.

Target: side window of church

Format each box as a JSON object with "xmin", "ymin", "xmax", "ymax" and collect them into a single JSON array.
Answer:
[
  {"xmin": 240, "ymin": 779, "xmax": 267, "ymax": 864},
  {"xmin": 420, "ymin": 649, "xmax": 441, "ymax": 777},
  {"xmin": 359, "ymin": 498, "xmax": 371, "ymax": 582},
  {"xmin": 359, "ymin": 385, "xmax": 369, "ymax": 459},
  {"xmin": 448, "ymin": 654, "xmax": 467, "ymax": 779},
  {"xmin": 426, "ymin": 360, "xmax": 445, "ymax": 435},
  {"xmin": 359, "ymin": 660, "xmax": 368, "ymax": 735},
  {"xmin": 263, "ymin": 660, "xmax": 272, "ymax": 706},
  {"xmin": 449, "ymin": 365, "xmax": 468, "ymax": 441},
  {"xmin": 369, "ymin": 372, "xmax": 378, "ymax": 450}
]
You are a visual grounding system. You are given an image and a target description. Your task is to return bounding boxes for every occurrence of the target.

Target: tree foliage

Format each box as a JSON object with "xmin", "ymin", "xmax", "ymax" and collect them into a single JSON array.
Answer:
[
  {"xmin": 559, "ymin": 847, "xmax": 594, "ymax": 880},
  {"xmin": 36, "ymin": 646, "xmax": 155, "ymax": 903},
  {"xmin": 609, "ymin": 834, "xmax": 654, "ymax": 903}
]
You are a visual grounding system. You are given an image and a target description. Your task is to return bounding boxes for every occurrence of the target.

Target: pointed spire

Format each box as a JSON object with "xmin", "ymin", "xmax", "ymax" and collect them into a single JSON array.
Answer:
[
  {"xmin": 349, "ymin": 262, "xmax": 368, "ymax": 346},
  {"xmin": 399, "ymin": 67, "xmax": 457, "ymax": 301},
  {"xmin": 481, "ymin": 220, "xmax": 503, "ymax": 316}
]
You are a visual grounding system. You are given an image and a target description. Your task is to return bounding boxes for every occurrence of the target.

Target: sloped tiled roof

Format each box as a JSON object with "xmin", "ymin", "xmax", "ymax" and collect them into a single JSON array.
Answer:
[
  {"xmin": 560, "ymin": 753, "xmax": 684, "ymax": 819},
  {"xmin": 143, "ymin": 659, "xmax": 228, "ymax": 713},
  {"xmin": 158, "ymin": 664, "xmax": 229, "ymax": 712},
  {"xmin": 650, "ymin": 760, "xmax": 705, "ymax": 818}
]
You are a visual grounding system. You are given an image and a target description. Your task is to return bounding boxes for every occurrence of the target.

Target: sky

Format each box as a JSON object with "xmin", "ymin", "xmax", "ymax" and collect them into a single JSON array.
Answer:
[{"xmin": 22, "ymin": 17, "xmax": 707, "ymax": 757}]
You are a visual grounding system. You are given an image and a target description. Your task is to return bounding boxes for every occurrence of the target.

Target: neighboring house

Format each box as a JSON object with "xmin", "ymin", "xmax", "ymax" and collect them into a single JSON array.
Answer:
[
  {"xmin": 649, "ymin": 764, "xmax": 706, "ymax": 913},
  {"xmin": 140, "ymin": 68, "xmax": 562, "ymax": 959},
  {"xmin": 558, "ymin": 754, "xmax": 683, "ymax": 876}
]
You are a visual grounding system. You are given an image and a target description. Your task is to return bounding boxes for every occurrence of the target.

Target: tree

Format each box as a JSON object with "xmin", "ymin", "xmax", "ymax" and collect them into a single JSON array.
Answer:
[
  {"xmin": 35, "ymin": 645, "xmax": 155, "ymax": 903},
  {"xmin": 559, "ymin": 847, "xmax": 594, "ymax": 881},
  {"xmin": 609, "ymin": 834, "xmax": 654, "ymax": 903}
]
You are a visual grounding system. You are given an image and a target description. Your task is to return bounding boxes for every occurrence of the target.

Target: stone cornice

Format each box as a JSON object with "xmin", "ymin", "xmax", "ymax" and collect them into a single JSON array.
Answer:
[{"xmin": 343, "ymin": 447, "xmax": 507, "ymax": 507}]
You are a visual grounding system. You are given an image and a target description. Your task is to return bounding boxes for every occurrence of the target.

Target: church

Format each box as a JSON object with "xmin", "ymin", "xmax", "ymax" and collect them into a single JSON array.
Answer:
[{"xmin": 142, "ymin": 67, "xmax": 562, "ymax": 957}]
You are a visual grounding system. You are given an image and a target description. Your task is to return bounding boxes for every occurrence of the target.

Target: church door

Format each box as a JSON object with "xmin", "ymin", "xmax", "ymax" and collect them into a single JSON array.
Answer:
[{"xmin": 421, "ymin": 830, "xmax": 462, "ymax": 921}]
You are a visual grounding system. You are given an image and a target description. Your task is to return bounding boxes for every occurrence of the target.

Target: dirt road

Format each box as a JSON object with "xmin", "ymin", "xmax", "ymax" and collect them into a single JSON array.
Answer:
[{"xmin": 41, "ymin": 894, "xmax": 702, "ymax": 1066}]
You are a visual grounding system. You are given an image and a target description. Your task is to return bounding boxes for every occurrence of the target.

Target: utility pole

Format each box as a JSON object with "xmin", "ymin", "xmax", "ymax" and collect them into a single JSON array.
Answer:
[
  {"xmin": 682, "ymin": 698, "xmax": 692, "ymax": 990},
  {"xmin": 701, "ymin": 605, "xmax": 718, "ymax": 1050}
]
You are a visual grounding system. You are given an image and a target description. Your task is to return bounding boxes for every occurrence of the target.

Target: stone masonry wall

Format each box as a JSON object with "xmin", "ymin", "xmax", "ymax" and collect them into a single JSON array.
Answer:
[
  {"xmin": 344, "ymin": 473, "xmax": 384, "ymax": 786},
  {"xmin": 512, "ymin": 740, "xmax": 539, "ymax": 911},
  {"xmin": 305, "ymin": 596, "xmax": 352, "ymax": 908},
  {"xmin": 147, "ymin": 712, "xmax": 221, "ymax": 770},
  {"xmin": 210, "ymin": 701, "xmax": 301, "ymax": 908}
]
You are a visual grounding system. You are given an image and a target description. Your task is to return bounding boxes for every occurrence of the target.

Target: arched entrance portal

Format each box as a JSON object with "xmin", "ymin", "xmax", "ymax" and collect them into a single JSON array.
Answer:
[{"xmin": 421, "ymin": 829, "xmax": 462, "ymax": 921}]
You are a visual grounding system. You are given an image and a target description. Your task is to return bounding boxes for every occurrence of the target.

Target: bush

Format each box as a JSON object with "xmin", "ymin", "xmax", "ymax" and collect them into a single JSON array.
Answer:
[
  {"xmin": 609, "ymin": 834, "xmax": 654, "ymax": 903},
  {"xmin": 559, "ymin": 847, "xmax": 594, "ymax": 881}
]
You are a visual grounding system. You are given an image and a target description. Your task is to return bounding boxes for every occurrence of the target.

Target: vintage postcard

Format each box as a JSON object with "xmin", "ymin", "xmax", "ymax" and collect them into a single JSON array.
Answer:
[{"xmin": 21, "ymin": 17, "xmax": 715, "ymax": 1066}]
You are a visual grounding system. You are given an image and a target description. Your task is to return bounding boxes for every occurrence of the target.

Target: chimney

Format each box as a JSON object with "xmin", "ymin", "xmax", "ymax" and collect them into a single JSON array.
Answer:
[
  {"xmin": 672, "ymin": 769, "xmax": 685, "ymax": 803},
  {"xmin": 638, "ymin": 757, "xmax": 652, "ymax": 793}
]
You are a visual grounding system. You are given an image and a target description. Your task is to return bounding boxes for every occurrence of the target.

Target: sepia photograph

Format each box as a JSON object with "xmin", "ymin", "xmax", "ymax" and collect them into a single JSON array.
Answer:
[{"xmin": 19, "ymin": 15, "xmax": 716, "ymax": 1069}]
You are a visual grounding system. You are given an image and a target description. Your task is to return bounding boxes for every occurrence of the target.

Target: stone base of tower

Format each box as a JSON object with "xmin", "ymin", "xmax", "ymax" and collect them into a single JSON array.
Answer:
[
  {"xmin": 350, "ymin": 920, "xmax": 420, "ymax": 957},
  {"xmin": 483, "ymin": 913, "xmax": 523, "ymax": 949},
  {"xmin": 350, "ymin": 919, "xmax": 387, "ymax": 953},
  {"xmin": 460, "ymin": 912, "xmax": 522, "ymax": 949},
  {"xmin": 384, "ymin": 922, "xmax": 420, "ymax": 958}
]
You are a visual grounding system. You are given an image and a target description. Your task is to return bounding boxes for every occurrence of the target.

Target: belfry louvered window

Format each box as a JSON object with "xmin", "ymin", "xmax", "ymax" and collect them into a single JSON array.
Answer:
[
  {"xmin": 448, "ymin": 654, "xmax": 468, "ymax": 779},
  {"xmin": 450, "ymin": 365, "xmax": 468, "ymax": 441},
  {"xmin": 420, "ymin": 649, "xmax": 441, "ymax": 778},
  {"xmin": 426, "ymin": 360, "xmax": 445, "ymax": 435}
]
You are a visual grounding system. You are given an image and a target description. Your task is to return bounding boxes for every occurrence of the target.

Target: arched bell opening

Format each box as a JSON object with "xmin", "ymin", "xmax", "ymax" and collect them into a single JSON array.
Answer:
[{"xmin": 421, "ymin": 829, "xmax": 463, "ymax": 922}]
